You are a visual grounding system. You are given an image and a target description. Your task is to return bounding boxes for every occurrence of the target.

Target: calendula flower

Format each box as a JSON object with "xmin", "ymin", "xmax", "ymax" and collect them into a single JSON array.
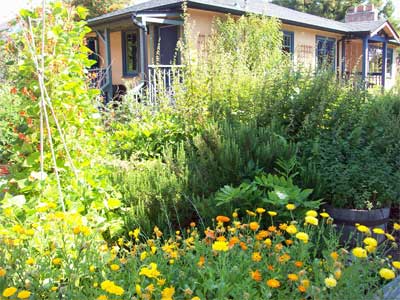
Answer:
[
  {"xmin": 110, "ymin": 264, "xmax": 120, "ymax": 271},
  {"xmin": 306, "ymin": 210, "xmax": 317, "ymax": 217},
  {"xmin": 286, "ymin": 224, "xmax": 297, "ymax": 235},
  {"xmin": 320, "ymin": 212, "xmax": 330, "ymax": 218},
  {"xmin": 0, "ymin": 267, "xmax": 6, "ymax": 277},
  {"xmin": 279, "ymin": 223, "xmax": 288, "ymax": 230},
  {"xmin": 249, "ymin": 222, "xmax": 260, "ymax": 231},
  {"xmin": 161, "ymin": 286, "xmax": 175, "ymax": 300},
  {"xmin": 256, "ymin": 208, "xmax": 266, "ymax": 214},
  {"xmin": 389, "ymin": 261, "xmax": 400, "ymax": 269},
  {"xmin": 192, "ymin": 297, "xmax": 201, "ymax": 300},
  {"xmin": 379, "ymin": 268, "xmax": 395, "ymax": 280},
  {"xmin": 100, "ymin": 280, "xmax": 124, "ymax": 296},
  {"xmin": 286, "ymin": 204, "xmax": 296, "ymax": 210},
  {"xmin": 139, "ymin": 263, "xmax": 161, "ymax": 279},
  {"xmin": 296, "ymin": 232, "xmax": 309, "ymax": 243},
  {"xmin": 372, "ymin": 228, "xmax": 385, "ymax": 235},
  {"xmin": 26, "ymin": 258, "xmax": 35, "ymax": 265},
  {"xmin": 97, "ymin": 295, "xmax": 108, "ymax": 300},
  {"xmin": 256, "ymin": 230, "xmax": 269, "ymax": 240},
  {"xmin": 264, "ymin": 238, "xmax": 272, "ymax": 248},
  {"xmin": 334, "ymin": 269, "xmax": 342, "ymax": 280},
  {"xmin": 298, "ymin": 285, "xmax": 307, "ymax": 293},
  {"xmin": 232, "ymin": 211, "xmax": 238, "ymax": 218},
  {"xmin": 246, "ymin": 210, "xmax": 257, "ymax": 217},
  {"xmin": 216, "ymin": 216, "xmax": 230, "ymax": 223},
  {"xmin": 385, "ymin": 233, "xmax": 395, "ymax": 241},
  {"xmin": 266, "ymin": 279, "xmax": 280, "ymax": 288},
  {"xmin": 52, "ymin": 258, "xmax": 62, "ymax": 265},
  {"xmin": 252, "ymin": 252, "xmax": 262, "ymax": 262},
  {"xmin": 356, "ymin": 225, "xmax": 370, "ymax": 234},
  {"xmin": 294, "ymin": 261, "xmax": 303, "ymax": 268},
  {"xmin": 394, "ymin": 223, "xmax": 400, "ymax": 231},
  {"xmin": 268, "ymin": 211, "xmax": 277, "ymax": 217},
  {"xmin": 250, "ymin": 270, "xmax": 262, "ymax": 282},
  {"xmin": 324, "ymin": 277, "xmax": 337, "ymax": 288},
  {"xmin": 352, "ymin": 247, "xmax": 367, "ymax": 258},
  {"xmin": 287, "ymin": 273, "xmax": 298, "ymax": 281},
  {"xmin": 17, "ymin": 290, "xmax": 31, "ymax": 299},
  {"xmin": 3, "ymin": 287, "xmax": 17, "ymax": 297},
  {"xmin": 363, "ymin": 237, "xmax": 378, "ymax": 247},
  {"xmin": 212, "ymin": 241, "xmax": 229, "ymax": 252},
  {"xmin": 330, "ymin": 252, "xmax": 339, "ymax": 260},
  {"xmin": 305, "ymin": 216, "xmax": 318, "ymax": 226}
]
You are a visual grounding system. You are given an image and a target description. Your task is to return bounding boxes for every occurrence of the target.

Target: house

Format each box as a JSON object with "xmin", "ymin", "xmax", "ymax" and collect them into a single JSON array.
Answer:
[{"xmin": 86, "ymin": 0, "xmax": 400, "ymax": 100}]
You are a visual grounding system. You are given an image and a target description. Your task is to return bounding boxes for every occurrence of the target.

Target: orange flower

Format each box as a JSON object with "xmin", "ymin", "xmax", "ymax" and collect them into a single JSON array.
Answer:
[
  {"xmin": 252, "ymin": 252, "xmax": 262, "ymax": 262},
  {"xmin": 285, "ymin": 239, "xmax": 293, "ymax": 246},
  {"xmin": 295, "ymin": 261, "xmax": 303, "ymax": 268},
  {"xmin": 240, "ymin": 242, "xmax": 248, "ymax": 251},
  {"xmin": 330, "ymin": 252, "xmax": 339, "ymax": 261},
  {"xmin": 216, "ymin": 216, "xmax": 230, "ymax": 223},
  {"xmin": 278, "ymin": 253, "xmax": 291, "ymax": 263},
  {"xmin": 228, "ymin": 237, "xmax": 240, "ymax": 247},
  {"xmin": 197, "ymin": 256, "xmax": 205, "ymax": 267},
  {"xmin": 288, "ymin": 273, "xmax": 298, "ymax": 281},
  {"xmin": 279, "ymin": 223, "xmax": 288, "ymax": 230},
  {"xmin": 216, "ymin": 236, "xmax": 226, "ymax": 242},
  {"xmin": 256, "ymin": 230, "xmax": 270, "ymax": 240},
  {"xmin": 250, "ymin": 270, "xmax": 262, "ymax": 282},
  {"xmin": 249, "ymin": 222, "xmax": 260, "ymax": 231},
  {"xmin": 266, "ymin": 279, "xmax": 280, "ymax": 288},
  {"xmin": 274, "ymin": 243, "xmax": 283, "ymax": 252},
  {"xmin": 298, "ymin": 285, "xmax": 306, "ymax": 293},
  {"xmin": 268, "ymin": 226, "xmax": 276, "ymax": 232},
  {"xmin": 204, "ymin": 229, "xmax": 215, "ymax": 240},
  {"xmin": 190, "ymin": 222, "xmax": 196, "ymax": 228},
  {"xmin": 267, "ymin": 264, "xmax": 274, "ymax": 271}
]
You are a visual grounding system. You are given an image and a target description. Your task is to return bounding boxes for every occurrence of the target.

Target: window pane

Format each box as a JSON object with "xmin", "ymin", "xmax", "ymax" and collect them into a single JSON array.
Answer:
[
  {"xmin": 282, "ymin": 31, "xmax": 293, "ymax": 54},
  {"xmin": 125, "ymin": 31, "xmax": 138, "ymax": 75},
  {"xmin": 316, "ymin": 37, "xmax": 335, "ymax": 70},
  {"xmin": 387, "ymin": 48, "xmax": 393, "ymax": 75}
]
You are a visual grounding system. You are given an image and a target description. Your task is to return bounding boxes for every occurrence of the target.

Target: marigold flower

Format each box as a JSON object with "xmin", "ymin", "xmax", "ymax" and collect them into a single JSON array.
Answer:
[
  {"xmin": 324, "ymin": 277, "xmax": 337, "ymax": 288},
  {"xmin": 363, "ymin": 237, "xmax": 378, "ymax": 247},
  {"xmin": 379, "ymin": 268, "xmax": 395, "ymax": 280},
  {"xmin": 255, "ymin": 208, "xmax": 265, "ymax": 214},
  {"xmin": 229, "ymin": 236, "xmax": 240, "ymax": 247},
  {"xmin": 294, "ymin": 261, "xmax": 303, "ymax": 268},
  {"xmin": 52, "ymin": 258, "xmax": 62, "ymax": 265},
  {"xmin": 216, "ymin": 216, "xmax": 230, "ymax": 223},
  {"xmin": 256, "ymin": 230, "xmax": 269, "ymax": 240},
  {"xmin": 298, "ymin": 285, "xmax": 306, "ymax": 293},
  {"xmin": 240, "ymin": 241, "xmax": 248, "ymax": 250},
  {"xmin": 320, "ymin": 212, "xmax": 330, "ymax": 218},
  {"xmin": 305, "ymin": 216, "xmax": 318, "ymax": 226},
  {"xmin": 285, "ymin": 239, "xmax": 293, "ymax": 246},
  {"xmin": 252, "ymin": 252, "xmax": 262, "ymax": 262},
  {"xmin": 296, "ymin": 232, "xmax": 309, "ymax": 243},
  {"xmin": 139, "ymin": 263, "xmax": 161, "ymax": 278},
  {"xmin": 352, "ymin": 247, "xmax": 367, "ymax": 258},
  {"xmin": 250, "ymin": 270, "xmax": 262, "ymax": 282},
  {"xmin": 110, "ymin": 264, "xmax": 120, "ymax": 271},
  {"xmin": 16, "ymin": 290, "xmax": 31, "ymax": 299},
  {"xmin": 266, "ymin": 279, "xmax": 280, "ymax": 288},
  {"xmin": 275, "ymin": 243, "xmax": 283, "ymax": 252},
  {"xmin": 306, "ymin": 210, "xmax": 318, "ymax": 217},
  {"xmin": 392, "ymin": 261, "xmax": 400, "ymax": 269},
  {"xmin": 286, "ymin": 224, "xmax": 297, "ymax": 235},
  {"xmin": 264, "ymin": 238, "xmax": 272, "ymax": 248},
  {"xmin": 3, "ymin": 287, "xmax": 17, "ymax": 297},
  {"xmin": 372, "ymin": 228, "xmax": 385, "ymax": 235},
  {"xmin": 330, "ymin": 252, "xmax": 339, "ymax": 261},
  {"xmin": 161, "ymin": 286, "xmax": 175, "ymax": 300},
  {"xmin": 268, "ymin": 226, "xmax": 276, "ymax": 232},
  {"xmin": 286, "ymin": 204, "xmax": 296, "ymax": 210},
  {"xmin": 268, "ymin": 211, "xmax": 277, "ymax": 217},
  {"xmin": 278, "ymin": 253, "xmax": 291, "ymax": 263},
  {"xmin": 249, "ymin": 222, "xmax": 260, "ymax": 231},
  {"xmin": 279, "ymin": 223, "xmax": 288, "ymax": 230},
  {"xmin": 212, "ymin": 241, "xmax": 229, "ymax": 252},
  {"xmin": 287, "ymin": 273, "xmax": 298, "ymax": 281},
  {"xmin": 100, "ymin": 280, "xmax": 124, "ymax": 296}
]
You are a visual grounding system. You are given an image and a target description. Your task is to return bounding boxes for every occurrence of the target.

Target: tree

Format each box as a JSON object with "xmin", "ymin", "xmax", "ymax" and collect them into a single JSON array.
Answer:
[{"xmin": 64, "ymin": 0, "xmax": 133, "ymax": 19}]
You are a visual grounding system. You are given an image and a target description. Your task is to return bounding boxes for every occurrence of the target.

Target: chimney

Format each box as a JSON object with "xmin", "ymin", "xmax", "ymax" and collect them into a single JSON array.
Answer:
[{"xmin": 345, "ymin": 4, "xmax": 378, "ymax": 22}]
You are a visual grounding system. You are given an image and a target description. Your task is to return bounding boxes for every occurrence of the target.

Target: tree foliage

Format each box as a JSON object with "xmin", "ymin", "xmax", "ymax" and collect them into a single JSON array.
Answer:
[{"xmin": 64, "ymin": 0, "xmax": 132, "ymax": 19}]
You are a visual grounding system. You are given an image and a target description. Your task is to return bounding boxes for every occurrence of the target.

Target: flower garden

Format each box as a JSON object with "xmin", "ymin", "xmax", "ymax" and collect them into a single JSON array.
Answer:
[{"xmin": 0, "ymin": 2, "xmax": 400, "ymax": 300}]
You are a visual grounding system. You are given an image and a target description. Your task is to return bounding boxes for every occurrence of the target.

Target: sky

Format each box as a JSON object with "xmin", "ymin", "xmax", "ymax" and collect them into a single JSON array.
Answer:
[{"xmin": 1, "ymin": 0, "xmax": 400, "ymax": 23}]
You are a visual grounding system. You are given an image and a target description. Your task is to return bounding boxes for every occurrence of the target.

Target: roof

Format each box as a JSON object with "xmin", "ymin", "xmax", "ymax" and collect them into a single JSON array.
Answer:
[{"xmin": 87, "ymin": 0, "xmax": 399, "ymax": 38}]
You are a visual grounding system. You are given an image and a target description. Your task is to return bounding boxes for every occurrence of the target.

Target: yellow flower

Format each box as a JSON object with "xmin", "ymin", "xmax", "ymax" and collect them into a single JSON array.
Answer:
[
  {"xmin": 287, "ymin": 273, "xmax": 298, "ymax": 281},
  {"xmin": 305, "ymin": 216, "xmax": 318, "ymax": 226},
  {"xmin": 26, "ymin": 257, "xmax": 35, "ymax": 265},
  {"xmin": 140, "ymin": 252, "xmax": 148, "ymax": 261},
  {"xmin": 356, "ymin": 225, "xmax": 370, "ymax": 234},
  {"xmin": 110, "ymin": 264, "xmax": 120, "ymax": 271},
  {"xmin": 324, "ymin": 277, "xmax": 337, "ymax": 288},
  {"xmin": 266, "ymin": 279, "xmax": 280, "ymax": 288},
  {"xmin": 52, "ymin": 258, "xmax": 62, "ymax": 265},
  {"xmin": 256, "ymin": 208, "xmax": 266, "ymax": 214},
  {"xmin": 212, "ymin": 241, "xmax": 229, "ymax": 252},
  {"xmin": 372, "ymin": 228, "xmax": 385, "ymax": 235},
  {"xmin": 139, "ymin": 263, "xmax": 161, "ymax": 279},
  {"xmin": 107, "ymin": 198, "xmax": 122, "ymax": 209},
  {"xmin": 97, "ymin": 296, "xmax": 108, "ymax": 300},
  {"xmin": 252, "ymin": 252, "xmax": 262, "ymax": 262},
  {"xmin": 3, "ymin": 287, "xmax": 17, "ymax": 297},
  {"xmin": 330, "ymin": 252, "xmax": 339, "ymax": 261},
  {"xmin": 295, "ymin": 232, "xmax": 309, "ymax": 243},
  {"xmin": 385, "ymin": 233, "xmax": 395, "ymax": 241},
  {"xmin": 363, "ymin": 237, "xmax": 378, "ymax": 247},
  {"xmin": 246, "ymin": 210, "xmax": 257, "ymax": 217},
  {"xmin": 250, "ymin": 270, "xmax": 262, "ymax": 282},
  {"xmin": 0, "ymin": 267, "xmax": 6, "ymax": 277},
  {"xmin": 286, "ymin": 204, "xmax": 296, "ymax": 210},
  {"xmin": 334, "ymin": 269, "xmax": 342, "ymax": 280},
  {"xmin": 352, "ymin": 247, "xmax": 367, "ymax": 258},
  {"xmin": 286, "ymin": 224, "xmax": 297, "ymax": 235},
  {"xmin": 391, "ymin": 261, "xmax": 400, "ymax": 269},
  {"xmin": 306, "ymin": 210, "xmax": 318, "ymax": 217},
  {"xmin": 135, "ymin": 284, "xmax": 142, "ymax": 296},
  {"xmin": 89, "ymin": 265, "xmax": 96, "ymax": 272},
  {"xmin": 249, "ymin": 222, "xmax": 260, "ymax": 231},
  {"xmin": 394, "ymin": 223, "xmax": 400, "ymax": 231},
  {"xmin": 379, "ymin": 268, "xmax": 395, "ymax": 280},
  {"xmin": 161, "ymin": 286, "xmax": 175, "ymax": 300},
  {"xmin": 232, "ymin": 211, "xmax": 238, "ymax": 218},
  {"xmin": 192, "ymin": 297, "xmax": 201, "ymax": 300},
  {"xmin": 268, "ymin": 211, "xmax": 277, "ymax": 217},
  {"xmin": 17, "ymin": 290, "xmax": 31, "ymax": 299},
  {"xmin": 100, "ymin": 280, "xmax": 124, "ymax": 296},
  {"xmin": 320, "ymin": 212, "xmax": 330, "ymax": 218}
]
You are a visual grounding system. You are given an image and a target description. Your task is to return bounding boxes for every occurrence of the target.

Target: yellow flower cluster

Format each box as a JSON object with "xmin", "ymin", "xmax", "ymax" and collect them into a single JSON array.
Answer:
[{"xmin": 100, "ymin": 280, "xmax": 124, "ymax": 296}]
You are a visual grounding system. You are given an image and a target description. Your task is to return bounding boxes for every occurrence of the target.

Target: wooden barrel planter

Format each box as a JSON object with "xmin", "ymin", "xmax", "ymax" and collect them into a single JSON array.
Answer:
[{"xmin": 325, "ymin": 206, "xmax": 391, "ymax": 246}]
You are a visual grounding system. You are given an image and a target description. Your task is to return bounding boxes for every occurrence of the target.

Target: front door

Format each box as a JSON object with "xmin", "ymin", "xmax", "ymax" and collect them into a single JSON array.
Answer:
[{"xmin": 155, "ymin": 25, "xmax": 179, "ymax": 65}]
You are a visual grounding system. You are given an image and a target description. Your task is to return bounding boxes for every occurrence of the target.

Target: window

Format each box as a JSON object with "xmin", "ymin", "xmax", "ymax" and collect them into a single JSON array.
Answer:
[
  {"xmin": 316, "ymin": 36, "xmax": 336, "ymax": 70},
  {"xmin": 387, "ymin": 48, "xmax": 393, "ymax": 76},
  {"xmin": 282, "ymin": 31, "xmax": 294, "ymax": 55},
  {"xmin": 122, "ymin": 31, "xmax": 139, "ymax": 77},
  {"xmin": 86, "ymin": 37, "xmax": 99, "ymax": 69}
]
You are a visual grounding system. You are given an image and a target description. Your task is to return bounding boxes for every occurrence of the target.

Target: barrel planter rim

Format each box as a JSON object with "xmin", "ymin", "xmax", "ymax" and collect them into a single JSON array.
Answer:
[{"xmin": 324, "ymin": 205, "xmax": 391, "ymax": 227}]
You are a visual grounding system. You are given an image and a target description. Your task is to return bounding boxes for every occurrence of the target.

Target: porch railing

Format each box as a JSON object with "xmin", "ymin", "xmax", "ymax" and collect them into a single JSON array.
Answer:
[
  {"xmin": 343, "ymin": 72, "xmax": 383, "ymax": 88},
  {"xmin": 147, "ymin": 65, "xmax": 184, "ymax": 105},
  {"xmin": 88, "ymin": 67, "xmax": 110, "ymax": 90}
]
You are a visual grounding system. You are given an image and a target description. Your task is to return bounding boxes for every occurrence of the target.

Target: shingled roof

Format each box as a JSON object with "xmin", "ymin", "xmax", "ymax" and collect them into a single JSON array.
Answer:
[{"xmin": 87, "ymin": 0, "xmax": 398, "ymax": 38}]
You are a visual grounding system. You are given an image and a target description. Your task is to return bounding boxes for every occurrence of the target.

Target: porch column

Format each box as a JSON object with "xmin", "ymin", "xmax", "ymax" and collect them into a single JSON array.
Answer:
[
  {"xmin": 139, "ymin": 22, "xmax": 148, "ymax": 80},
  {"xmin": 362, "ymin": 37, "xmax": 369, "ymax": 83},
  {"xmin": 381, "ymin": 41, "xmax": 387, "ymax": 88},
  {"xmin": 341, "ymin": 39, "xmax": 346, "ymax": 77},
  {"xmin": 104, "ymin": 27, "xmax": 113, "ymax": 102}
]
